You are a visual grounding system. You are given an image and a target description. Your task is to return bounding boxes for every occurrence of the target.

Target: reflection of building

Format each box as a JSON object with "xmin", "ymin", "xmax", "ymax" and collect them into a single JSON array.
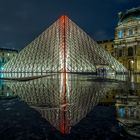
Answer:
[
  {"xmin": 111, "ymin": 75, "xmax": 140, "ymax": 137},
  {"xmin": 5, "ymin": 74, "xmax": 114, "ymax": 134},
  {"xmin": 0, "ymin": 48, "xmax": 18, "ymax": 70},
  {"xmin": 115, "ymin": 79, "xmax": 140, "ymax": 130},
  {"xmin": 115, "ymin": 90, "xmax": 140, "ymax": 137},
  {"xmin": 116, "ymin": 95, "xmax": 140, "ymax": 122},
  {"xmin": 97, "ymin": 39, "xmax": 115, "ymax": 57},
  {"xmin": 0, "ymin": 80, "xmax": 14, "ymax": 98},
  {"xmin": 114, "ymin": 7, "xmax": 140, "ymax": 73}
]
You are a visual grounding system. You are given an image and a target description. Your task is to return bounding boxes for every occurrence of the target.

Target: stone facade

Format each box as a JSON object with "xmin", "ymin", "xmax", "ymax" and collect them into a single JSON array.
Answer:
[
  {"xmin": 97, "ymin": 39, "xmax": 115, "ymax": 57},
  {"xmin": 114, "ymin": 7, "xmax": 140, "ymax": 73}
]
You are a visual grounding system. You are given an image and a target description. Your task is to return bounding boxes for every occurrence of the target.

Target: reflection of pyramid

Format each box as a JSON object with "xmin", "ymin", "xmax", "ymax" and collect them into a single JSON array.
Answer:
[
  {"xmin": 3, "ymin": 16, "xmax": 127, "ymax": 73},
  {"xmin": 5, "ymin": 74, "xmax": 116, "ymax": 134}
]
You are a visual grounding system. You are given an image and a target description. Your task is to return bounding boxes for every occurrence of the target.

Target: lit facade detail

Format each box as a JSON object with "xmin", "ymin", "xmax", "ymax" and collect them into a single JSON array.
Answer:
[
  {"xmin": 114, "ymin": 7, "xmax": 140, "ymax": 72},
  {"xmin": 3, "ymin": 16, "xmax": 127, "ymax": 75},
  {"xmin": 118, "ymin": 30, "xmax": 123, "ymax": 39}
]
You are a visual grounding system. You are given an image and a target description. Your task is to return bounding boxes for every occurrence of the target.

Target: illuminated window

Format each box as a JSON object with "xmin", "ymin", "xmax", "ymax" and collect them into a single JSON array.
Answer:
[
  {"xmin": 128, "ymin": 29, "xmax": 133, "ymax": 36},
  {"xmin": 118, "ymin": 30, "xmax": 123, "ymax": 38}
]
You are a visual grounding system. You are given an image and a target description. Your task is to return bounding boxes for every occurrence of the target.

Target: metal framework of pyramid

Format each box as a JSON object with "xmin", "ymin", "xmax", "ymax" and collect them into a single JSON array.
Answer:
[{"xmin": 3, "ymin": 16, "xmax": 127, "ymax": 73}]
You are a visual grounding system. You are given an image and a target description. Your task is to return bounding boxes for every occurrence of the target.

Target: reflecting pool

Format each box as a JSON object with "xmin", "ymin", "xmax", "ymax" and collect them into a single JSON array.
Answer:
[{"xmin": 0, "ymin": 73, "xmax": 140, "ymax": 140}]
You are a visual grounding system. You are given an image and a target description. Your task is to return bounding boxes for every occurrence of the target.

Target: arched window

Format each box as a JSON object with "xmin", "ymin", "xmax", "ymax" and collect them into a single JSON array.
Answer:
[
  {"xmin": 118, "ymin": 30, "xmax": 123, "ymax": 38},
  {"xmin": 128, "ymin": 47, "xmax": 133, "ymax": 56},
  {"xmin": 128, "ymin": 29, "xmax": 133, "ymax": 36}
]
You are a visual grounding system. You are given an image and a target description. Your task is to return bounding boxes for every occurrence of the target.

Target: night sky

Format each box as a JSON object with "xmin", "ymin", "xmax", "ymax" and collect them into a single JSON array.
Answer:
[{"xmin": 0, "ymin": 0, "xmax": 139, "ymax": 50}]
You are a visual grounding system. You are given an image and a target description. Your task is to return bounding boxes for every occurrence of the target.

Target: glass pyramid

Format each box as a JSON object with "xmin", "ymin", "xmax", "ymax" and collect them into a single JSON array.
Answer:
[{"xmin": 3, "ymin": 16, "xmax": 127, "ymax": 75}]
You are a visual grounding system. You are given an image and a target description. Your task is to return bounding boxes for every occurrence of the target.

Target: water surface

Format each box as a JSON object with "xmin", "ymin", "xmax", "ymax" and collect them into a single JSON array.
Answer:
[{"xmin": 0, "ymin": 73, "xmax": 140, "ymax": 140}]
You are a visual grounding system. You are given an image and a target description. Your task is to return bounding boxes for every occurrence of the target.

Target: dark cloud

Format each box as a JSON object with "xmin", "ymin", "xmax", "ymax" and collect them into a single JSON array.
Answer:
[{"xmin": 0, "ymin": 0, "xmax": 139, "ymax": 50}]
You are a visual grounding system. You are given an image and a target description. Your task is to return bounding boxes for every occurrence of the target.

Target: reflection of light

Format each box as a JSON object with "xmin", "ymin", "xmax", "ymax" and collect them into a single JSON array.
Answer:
[
  {"xmin": 118, "ymin": 108, "xmax": 125, "ymax": 117},
  {"xmin": 7, "ymin": 53, "xmax": 9, "ymax": 56},
  {"xmin": 6, "ymin": 93, "xmax": 10, "ymax": 96},
  {"xmin": 1, "ymin": 66, "xmax": 4, "ymax": 70},
  {"xmin": 0, "ymin": 67, "xmax": 4, "ymax": 76},
  {"xmin": 0, "ymin": 73, "xmax": 3, "ymax": 78},
  {"xmin": 130, "ymin": 74, "xmax": 134, "ymax": 83}
]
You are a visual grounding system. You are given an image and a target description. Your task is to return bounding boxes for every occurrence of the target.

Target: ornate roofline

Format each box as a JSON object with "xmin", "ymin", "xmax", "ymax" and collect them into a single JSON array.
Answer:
[{"xmin": 118, "ymin": 7, "xmax": 140, "ymax": 25}]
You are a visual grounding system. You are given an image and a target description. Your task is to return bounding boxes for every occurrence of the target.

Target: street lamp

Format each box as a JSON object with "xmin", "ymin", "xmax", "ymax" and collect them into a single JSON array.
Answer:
[{"xmin": 131, "ymin": 60, "xmax": 134, "ymax": 64}]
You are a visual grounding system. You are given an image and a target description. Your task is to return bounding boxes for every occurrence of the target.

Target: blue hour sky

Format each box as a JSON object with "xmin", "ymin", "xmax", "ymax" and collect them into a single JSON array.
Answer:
[{"xmin": 0, "ymin": 0, "xmax": 139, "ymax": 50}]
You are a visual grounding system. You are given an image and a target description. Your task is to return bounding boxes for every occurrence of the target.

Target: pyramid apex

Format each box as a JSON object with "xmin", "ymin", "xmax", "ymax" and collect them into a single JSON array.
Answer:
[{"xmin": 60, "ymin": 15, "xmax": 69, "ymax": 19}]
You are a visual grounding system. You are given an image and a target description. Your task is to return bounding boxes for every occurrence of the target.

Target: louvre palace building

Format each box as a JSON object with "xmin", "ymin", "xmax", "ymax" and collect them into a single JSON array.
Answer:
[{"xmin": 114, "ymin": 7, "xmax": 140, "ymax": 73}]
